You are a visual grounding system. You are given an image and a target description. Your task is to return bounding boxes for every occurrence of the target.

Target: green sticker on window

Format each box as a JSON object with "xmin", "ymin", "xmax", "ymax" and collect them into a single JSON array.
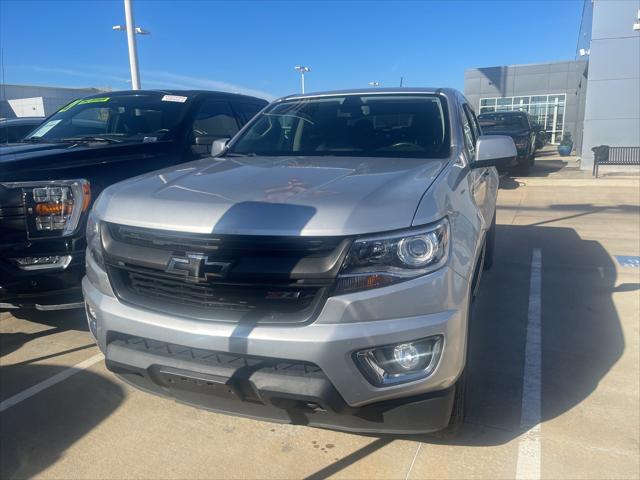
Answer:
[
  {"xmin": 58, "ymin": 99, "xmax": 82, "ymax": 112},
  {"xmin": 58, "ymin": 97, "xmax": 111, "ymax": 112},
  {"xmin": 77, "ymin": 97, "xmax": 111, "ymax": 105}
]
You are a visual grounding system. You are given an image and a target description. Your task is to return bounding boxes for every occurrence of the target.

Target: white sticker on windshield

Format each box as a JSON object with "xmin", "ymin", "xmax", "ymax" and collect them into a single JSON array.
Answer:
[
  {"xmin": 162, "ymin": 95, "xmax": 188, "ymax": 103},
  {"xmin": 29, "ymin": 119, "xmax": 62, "ymax": 138}
]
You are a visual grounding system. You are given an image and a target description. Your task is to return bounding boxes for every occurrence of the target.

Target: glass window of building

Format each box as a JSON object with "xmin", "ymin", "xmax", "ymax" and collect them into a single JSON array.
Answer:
[{"xmin": 478, "ymin": 93, "xmax": 566, "ymax": 143}]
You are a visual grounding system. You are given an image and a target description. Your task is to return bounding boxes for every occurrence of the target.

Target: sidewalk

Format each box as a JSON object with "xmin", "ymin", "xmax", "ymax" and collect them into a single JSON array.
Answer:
[{"xmin": 502, "ymin": 146, "xmax": 640, "ymax": 188}]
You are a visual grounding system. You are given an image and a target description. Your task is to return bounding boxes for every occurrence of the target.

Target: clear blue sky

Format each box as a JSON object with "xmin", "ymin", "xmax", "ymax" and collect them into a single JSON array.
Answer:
[{"xmin": 0, "ymin": 0, "xmax": 585, "ymax": 100}]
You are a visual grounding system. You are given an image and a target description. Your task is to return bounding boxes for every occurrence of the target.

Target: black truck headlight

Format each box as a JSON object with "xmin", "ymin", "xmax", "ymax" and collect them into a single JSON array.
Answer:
[
  {"xmin": 335, "ymin": 218, "xmax": 449, "ymax": 293},
  {"xmin": 354, "ymin": 335, "xmax": 444, "ymax": 386},
  {"xmin": 2, "ymin": 179, "xmax": 91, "ymax": 238},
  {"xmin": 86, "ymin": 211, "xmax": 105, "ymax": 269}
]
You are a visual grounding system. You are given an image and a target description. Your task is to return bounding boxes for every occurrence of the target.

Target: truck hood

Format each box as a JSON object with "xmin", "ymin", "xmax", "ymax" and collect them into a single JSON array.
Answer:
[
  {"xmin": 95, "ymin": 155, "xmax": 449, "ymax": 236},
  {"xmin": 0, "ymin": 141, "xmax": 173, "ymax": 180}
]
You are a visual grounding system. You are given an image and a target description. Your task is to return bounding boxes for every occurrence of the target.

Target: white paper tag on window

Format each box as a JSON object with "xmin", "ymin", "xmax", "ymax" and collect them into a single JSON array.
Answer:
[
  {"xmin": 161, "ymin": 95, "xmax": 188, "ymax": 103},
  {"xmin": 29, "ymin": 119, "xmax": 61, "ymax": 138}
]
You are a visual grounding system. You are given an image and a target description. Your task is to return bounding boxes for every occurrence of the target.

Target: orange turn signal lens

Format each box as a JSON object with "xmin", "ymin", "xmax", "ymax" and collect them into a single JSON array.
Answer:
[
  {"xmin": 34, "ymin": 202, "xmax": 74, "ymax": 216},
  {"xmin": 82, "ymin": 182, "xmax": 91, "ymax": 212}
]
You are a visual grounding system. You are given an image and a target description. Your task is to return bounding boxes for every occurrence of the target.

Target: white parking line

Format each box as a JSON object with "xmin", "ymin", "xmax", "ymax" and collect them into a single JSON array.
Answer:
[
  {"xmin": 0, "ymin": 353, "xmax": 104, "ymax": 413},
  {"xmin": 516, "ymin": 248, "xmax": 542, "ymax": 480},
  {"xmin": 404, "ymin": 442, "xmax": 422, "ymax": 480}
]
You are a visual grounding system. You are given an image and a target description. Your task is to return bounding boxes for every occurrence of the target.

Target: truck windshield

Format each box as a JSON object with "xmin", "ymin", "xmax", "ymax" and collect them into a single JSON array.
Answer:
[
  {"xmin": 24, "ymin": 94, "xmax": 190, "ymax": 143},
  {"xmin": 228, "ymin": 94, "xmax": 450, "ymax": 158},
  {"xmin": 478, "ymin": 113, "xmax": 528, "ymax": 132}
]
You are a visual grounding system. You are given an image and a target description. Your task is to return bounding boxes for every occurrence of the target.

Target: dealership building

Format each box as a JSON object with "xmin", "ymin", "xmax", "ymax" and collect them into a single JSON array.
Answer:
[
  {"xmin": 465, "ymin": 0, "xmax": 640, "ymax": 170},
  {"xmin": 0, "ymin": 84, "xmax": 103, "ymax": 120}
]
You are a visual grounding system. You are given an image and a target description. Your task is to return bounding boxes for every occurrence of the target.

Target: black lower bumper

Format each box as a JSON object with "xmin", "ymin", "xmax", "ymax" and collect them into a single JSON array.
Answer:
[
  {"xmin": 105, "ymin": 333, "xmax": 454, "ymax": 435},
  {"xmin": 0, "ymin": 252, "xmax": 85, "ymax": 309}
]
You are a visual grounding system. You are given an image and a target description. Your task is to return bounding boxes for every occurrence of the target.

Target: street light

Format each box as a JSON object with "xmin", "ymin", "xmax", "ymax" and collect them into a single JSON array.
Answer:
[
  {"xmin": 112, "ymin": 0, "xmax": 149, "ymax": 90},
  {"xmin": 368, "ymin": 81, "xmax": 381, "ymax": 88},
  {"xmin": 294, "ymin": 66, "xmax": 311, "ymax": 94}
]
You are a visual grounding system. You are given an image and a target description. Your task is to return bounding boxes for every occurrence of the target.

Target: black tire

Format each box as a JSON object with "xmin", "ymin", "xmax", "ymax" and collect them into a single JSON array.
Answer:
[
  {"xmin": 431, "ymin": 303, "xmax": 471, "ymax": 439},
  {"xmin": 516, "ymin": 158, "xmax": 530, "ymax": 176},
  {"xmin": 447, "ymin": 368, "xmax": 467, "ymax": 432},
  {"xmin": 483, "ymin": 213, "xmax": 496, "ymax": 271}
]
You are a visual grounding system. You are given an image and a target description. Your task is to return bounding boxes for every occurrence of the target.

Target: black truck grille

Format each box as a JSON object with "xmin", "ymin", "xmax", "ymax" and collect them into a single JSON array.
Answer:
[
  {"xmin": 104, "ymin": 223, "xmax": 349, "ymax": 324},
  {"xmin": 109, "ymin": 223, "xmax": 343, "ymax": 256}
]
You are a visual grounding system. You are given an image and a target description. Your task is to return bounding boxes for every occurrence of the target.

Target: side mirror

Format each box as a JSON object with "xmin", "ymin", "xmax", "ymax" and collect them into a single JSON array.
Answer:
[
  {"xmin": 471, "ymin": 135, "xmax": 517, "ymax": 169},
  {"xmin": 210, "ymin": 138, "xmax": 230, "ymax": 157}
]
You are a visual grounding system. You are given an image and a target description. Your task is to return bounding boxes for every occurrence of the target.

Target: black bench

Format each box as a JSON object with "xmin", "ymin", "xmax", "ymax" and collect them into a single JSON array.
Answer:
[{"xmin": 592, "ymin": 145, "xmax": 640, "ymax": 178}]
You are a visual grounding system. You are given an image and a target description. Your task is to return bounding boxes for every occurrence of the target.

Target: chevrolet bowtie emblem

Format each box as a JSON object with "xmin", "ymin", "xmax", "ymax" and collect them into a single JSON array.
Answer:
[{"xmin": 166, "ymin": 254, "xmax": 232, "ymax": 282}]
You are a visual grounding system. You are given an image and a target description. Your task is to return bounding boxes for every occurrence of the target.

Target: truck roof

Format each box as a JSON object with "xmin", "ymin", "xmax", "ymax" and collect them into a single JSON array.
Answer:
[
  {"xmin": 79, "ymin": 89, "xmax": 269, "ymax": 102},
  {"xmin": 279, "ymin": 87, "xmax": 461, "ymax": 101}
]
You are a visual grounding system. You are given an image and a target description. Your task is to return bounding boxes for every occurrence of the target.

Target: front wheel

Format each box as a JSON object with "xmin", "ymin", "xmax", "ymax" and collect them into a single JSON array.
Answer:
[{"xmin": 516, "ymin": 158, "xmax": 530, "ymax": 176}]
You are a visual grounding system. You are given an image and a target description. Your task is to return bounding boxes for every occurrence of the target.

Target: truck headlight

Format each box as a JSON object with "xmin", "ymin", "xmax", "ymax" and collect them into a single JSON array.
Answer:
[
  {"xmin": 2, "ymin": 179, "xmax": 91, "ymax": 238},
  {"xmin": 86, "ymin": 211, "xmax": 105, "ymax": 269},
  {"xmin": 335, "ymin": 218, "xmax": 449, "ymax": 293}
]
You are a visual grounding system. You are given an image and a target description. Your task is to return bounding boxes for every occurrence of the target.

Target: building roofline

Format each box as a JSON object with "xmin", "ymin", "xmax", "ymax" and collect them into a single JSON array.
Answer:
[
  {"xmin": 465, "ymin": 58, "xmax": 587, "ymax": 73},
  {"xmin": 0, "ymin": 83, "xmax": 105, "ymax": 92}
]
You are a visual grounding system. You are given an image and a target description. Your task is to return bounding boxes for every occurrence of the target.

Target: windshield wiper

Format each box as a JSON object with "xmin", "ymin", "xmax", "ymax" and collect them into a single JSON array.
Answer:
[
  {"xmin": 21, "ymin": 137, "xmax": 54, "ymax": 143},
  {"xmin": 61, "ymin": 136, "xmax": 123, "ymax": 144}
]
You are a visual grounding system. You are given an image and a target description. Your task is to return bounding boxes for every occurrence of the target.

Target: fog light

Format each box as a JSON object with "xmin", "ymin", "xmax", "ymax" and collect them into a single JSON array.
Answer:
[
  {"xmin": 393, "ymin": 343, "xmax": 421, "ymax": 370},
  {"xmin": 354, "ymin": 335, "xmax": 443, "ymax": 386},
  {"xmin": 85, "ymin": 301, "xmax": 98, "ymax": 340},
  {"xmin": 12, "ymin": 255, "xmax": 72, "ymax": 271}
]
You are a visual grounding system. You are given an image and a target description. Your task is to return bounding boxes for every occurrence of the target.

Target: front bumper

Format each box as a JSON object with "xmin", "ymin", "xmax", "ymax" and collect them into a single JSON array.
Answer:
[
  {"xmin": 0, "ymin": 250, "xmax": 85, "ymax": 309},
  {"xmin": 83, "ymin": 257, "xmax": 471, "ymax": 433}
]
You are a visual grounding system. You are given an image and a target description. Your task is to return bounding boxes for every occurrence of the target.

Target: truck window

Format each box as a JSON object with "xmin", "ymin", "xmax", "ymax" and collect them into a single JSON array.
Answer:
[
  {"xmin": 460, "ymin": 106, "xmax": 476, "ymax": 158},
  {"xmin": 192, "ymin": 100, "xmax": 239, "ymax": 139},
  {"xmin": 234, "ymin": 102, "xmax": 265, "ymax": 124},
  {"xmin": 463, "ymin": 104, "xmax": 481, "ymax": 141}
]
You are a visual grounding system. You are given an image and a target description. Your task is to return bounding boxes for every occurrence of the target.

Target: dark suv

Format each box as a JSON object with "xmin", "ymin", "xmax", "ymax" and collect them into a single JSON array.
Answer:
[
  {"xmin": 478, "ymin": 111, "xmax": 538, "ymax": 174},
  {"xmin": 0, "ymin": 90, "xmax": 267, "ymax": 310}
]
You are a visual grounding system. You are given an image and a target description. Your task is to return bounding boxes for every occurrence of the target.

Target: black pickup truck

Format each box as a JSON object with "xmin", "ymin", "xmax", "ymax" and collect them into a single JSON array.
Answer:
[
  {"xmin": 0, "ymin": 90, "xmax": 268, "ymax": 310},
  {"xmin": 477, "ymin": 111, "xmax": 540, "ymax": 175}
]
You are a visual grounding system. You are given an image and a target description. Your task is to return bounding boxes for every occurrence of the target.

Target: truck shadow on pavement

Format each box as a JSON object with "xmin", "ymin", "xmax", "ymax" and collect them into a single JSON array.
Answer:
[
  {"xmin": 498, "ymin": 160, "xmax": 570, "ymax": 190},
  {"xmin": 0, "ymin": 363, "xmax": 125, "ymax": 479},
  {"xmin": 0, "ymin": 308, "xmax": 87, "ymax": 357}
]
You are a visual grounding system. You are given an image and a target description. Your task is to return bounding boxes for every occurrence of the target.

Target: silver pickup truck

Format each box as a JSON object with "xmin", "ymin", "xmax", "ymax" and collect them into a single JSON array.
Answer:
[{"xmin": 82, "ymin": 88, "xmax": 516, "ymax": 434}]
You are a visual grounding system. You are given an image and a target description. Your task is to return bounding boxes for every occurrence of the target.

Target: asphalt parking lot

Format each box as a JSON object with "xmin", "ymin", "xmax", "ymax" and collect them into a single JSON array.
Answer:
[{"xmin": 1, "ymin": 153, "xmax": 639, "ymax": 480}]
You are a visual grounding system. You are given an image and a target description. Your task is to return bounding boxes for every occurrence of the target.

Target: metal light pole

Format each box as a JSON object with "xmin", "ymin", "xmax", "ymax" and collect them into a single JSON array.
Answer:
[
  {"xmin": 113, "ymin": 0, "xmax": 149, "ymax": 90},
  {"xmin": 368, "ymin": 81, "xmax": 381, "ymax": 88},
  {"xmin": 294, "ymin": 66, "xmax": 311, "ymax": 94}
]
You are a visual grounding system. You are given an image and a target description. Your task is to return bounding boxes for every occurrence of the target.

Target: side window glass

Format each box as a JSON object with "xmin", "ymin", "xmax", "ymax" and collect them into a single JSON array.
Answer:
[
  {"xmin": 192, "ymin": 100, "xmax": 239, "ymax": 139},
  {"xmin": 235, "ymin": 102, "xmax": 265, "ymax": 124},
  {"xmin": 460, "ymin": 107, "xmax": 476, "ymax": 158},
  {"xmin": 464, "ymin": 105, "xmax": 481, "ymax": 141}
]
